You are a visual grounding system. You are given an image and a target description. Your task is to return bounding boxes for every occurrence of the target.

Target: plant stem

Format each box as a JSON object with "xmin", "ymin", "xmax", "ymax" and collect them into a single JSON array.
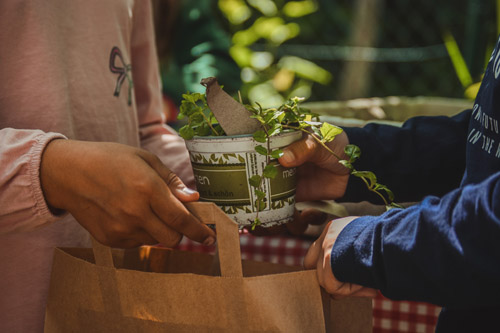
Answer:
[
  {"xmin": 283, "ymin": 124, "xmax": 394, "ymax": 207},
  {"xmin": 283, "ymin": 125, "xmax": 342, "ymax": 160},
  {"xmin": 358, "ymin": 174, "xmax": 389, "ymax": 206},
  {"xmin": 199, "ymin": 109, "xmax": 220, "ymax": 136},
  {"xmin": 253, "ymin": 124, "xmax": 271, "ymax": 227}
]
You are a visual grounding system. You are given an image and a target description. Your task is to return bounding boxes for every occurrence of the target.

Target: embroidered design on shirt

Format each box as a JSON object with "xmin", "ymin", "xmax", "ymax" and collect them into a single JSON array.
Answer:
[{"xmin": 109, "ymin": 46, "xmax": 133, "ymax": 106}]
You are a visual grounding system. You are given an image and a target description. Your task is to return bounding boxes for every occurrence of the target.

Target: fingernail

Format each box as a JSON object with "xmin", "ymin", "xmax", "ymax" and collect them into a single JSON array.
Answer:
[
  {"xmin": 280, "ymin": 149, "xmax": 295, "ymax": 165},
  {"xmin": 178, "ymin": 187, "xmax": 197, "ymax": 195},
  {"xmin": 203, "ymin": 236, "xmax": 216, "ymax": 246}
]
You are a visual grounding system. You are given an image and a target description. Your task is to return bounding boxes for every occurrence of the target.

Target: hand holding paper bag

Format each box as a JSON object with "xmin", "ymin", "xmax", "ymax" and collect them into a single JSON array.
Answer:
[
  {"xmin": 41, "ymin": 139, "xmax": 216, "ymax": 248},
  {"xmin": 45, "ymin": 202, "xmax": 373, "ymax": 332},
  {"xmin": 305, "ymin": 217, "xmax": 379, "ymax": 299}
]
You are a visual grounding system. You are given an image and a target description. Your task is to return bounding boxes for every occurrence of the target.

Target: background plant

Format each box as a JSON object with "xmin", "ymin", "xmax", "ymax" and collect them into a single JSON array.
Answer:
[
  {"xmin": 215, "ymin": 0, "xmax": 496, "ymax": 104},
  {"xmin": 217, "ymin": 0, "xmax": 332, "ymax": 108}
]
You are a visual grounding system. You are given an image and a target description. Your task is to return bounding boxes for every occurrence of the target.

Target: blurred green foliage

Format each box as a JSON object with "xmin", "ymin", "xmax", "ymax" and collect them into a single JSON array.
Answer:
[
  {"xmin": 156, "ymin": 0, "xmax": 497, "ymax": 108},
  {"xmin": 156, "ymin": 0, "xmax": 242, "ymax": 105},
  {"xmin": 215, "ymin": 0, "xmax": 497, "ymax": 105},
  {"xmin": 218, "ymin": 0, "xmax": 331, "ymax": 107}
]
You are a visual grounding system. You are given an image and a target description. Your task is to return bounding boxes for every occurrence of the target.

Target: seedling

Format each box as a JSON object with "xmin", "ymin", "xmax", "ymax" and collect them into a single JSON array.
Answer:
[{"xmin": 179, "ymin": 93, "xmax": 401, "ymax": 229}]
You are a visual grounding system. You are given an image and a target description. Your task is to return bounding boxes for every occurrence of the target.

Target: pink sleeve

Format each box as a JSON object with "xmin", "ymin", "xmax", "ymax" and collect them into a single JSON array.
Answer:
[
  {"xmin": 0, "ymin": 128, "xmax": 67, "ymax": 234},
  {"xmin": 130, "ymin": 0, "xmax": 194, "ymax": 189}
]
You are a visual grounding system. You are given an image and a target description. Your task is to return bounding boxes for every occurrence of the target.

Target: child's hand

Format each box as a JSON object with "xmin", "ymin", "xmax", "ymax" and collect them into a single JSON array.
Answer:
[
  {"xmin": 40, "ymin": 139, "xmax": 216, "ymax": 248},
  {"xmin": 304, "ymin": 217, "xmax": 378, "ymax": 298},
  {"xmin": 278, "ymin": 132, "xmax": 350, "ymax": 203}
]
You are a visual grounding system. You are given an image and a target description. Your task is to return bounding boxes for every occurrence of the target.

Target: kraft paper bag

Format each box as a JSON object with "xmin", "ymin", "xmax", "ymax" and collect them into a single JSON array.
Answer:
[{"xmin": 44, "ymin": 202, "xmax": 372, "ymax": 332}]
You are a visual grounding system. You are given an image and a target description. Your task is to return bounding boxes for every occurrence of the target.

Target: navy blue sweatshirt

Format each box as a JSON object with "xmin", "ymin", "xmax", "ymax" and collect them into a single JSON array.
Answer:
[{"xmin": 333, "ymin": 38, "xmax": 500, "ymax": 331}]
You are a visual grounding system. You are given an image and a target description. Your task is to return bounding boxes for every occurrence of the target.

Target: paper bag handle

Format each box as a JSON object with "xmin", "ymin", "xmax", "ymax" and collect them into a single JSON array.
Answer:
[
  {"xmin": 92, "ymin": 237, "xmax": 115, "ymax": 268},
  {"xmin": 92, "ymin": 202, "xmax": 243, "ymax": 278},
  {"xmin": 185, "ymin": 202, "xmax": 243, "ymax": 277}
]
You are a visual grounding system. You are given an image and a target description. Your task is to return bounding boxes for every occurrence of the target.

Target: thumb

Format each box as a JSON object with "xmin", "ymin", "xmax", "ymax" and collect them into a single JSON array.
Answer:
[
  {"xmin": 165, "ymin": 174, "xmax": 200, "ymax": 202},
  {"xmin": 140, "ymin": 151, "xmax": 200, "ymax": 202},
  {"xmin": 279, "ymin": 135, "xmax": 318, "ymax": 168},
  {"xmin": 304, "ymin": 220, "xmax": 331, "ymax": 269}
]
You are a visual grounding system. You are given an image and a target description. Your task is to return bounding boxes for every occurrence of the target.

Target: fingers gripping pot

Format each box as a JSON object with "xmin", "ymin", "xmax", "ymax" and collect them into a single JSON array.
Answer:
[{"xmin": 185, "ymin": 130, "xmax": 301, "ymax": 228}]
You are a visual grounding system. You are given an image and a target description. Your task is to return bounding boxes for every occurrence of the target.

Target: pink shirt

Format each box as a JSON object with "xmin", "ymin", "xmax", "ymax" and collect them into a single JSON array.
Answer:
[{"xmin": 0, "ymin": 1, "xmax": 193, "ymax": 331}]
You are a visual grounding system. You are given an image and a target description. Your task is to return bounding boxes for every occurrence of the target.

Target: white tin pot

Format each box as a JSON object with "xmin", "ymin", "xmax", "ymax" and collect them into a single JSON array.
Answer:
[{"xmin": 185, "ymin": 131, "xmax": 301, "ymax": 228}]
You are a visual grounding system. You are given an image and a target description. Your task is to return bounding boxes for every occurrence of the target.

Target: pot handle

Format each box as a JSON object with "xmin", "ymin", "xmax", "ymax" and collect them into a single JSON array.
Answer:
[{"xmin": 92, "ymin": 202, "xmax": 243, "ymax": 278}]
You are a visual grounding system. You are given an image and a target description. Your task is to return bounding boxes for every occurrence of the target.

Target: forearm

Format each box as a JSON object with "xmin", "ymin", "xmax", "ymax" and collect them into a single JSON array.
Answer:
[
  {"xmin": 341, "ymin": 110, "xmax": 471, "ymax": 203},
  {"xmin": 331, "ymin": 171, "xmax": 500, "ymax": 307}
]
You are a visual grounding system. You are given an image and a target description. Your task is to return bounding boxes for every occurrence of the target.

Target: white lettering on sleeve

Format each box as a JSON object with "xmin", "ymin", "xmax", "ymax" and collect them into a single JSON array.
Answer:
[
  {"xmin": 467, "ymin": 128, "xmax": 476, "ymax": 141},
  {"xmin": 469, "ymin": 130, "xmax": 482, "ymax": 144}
]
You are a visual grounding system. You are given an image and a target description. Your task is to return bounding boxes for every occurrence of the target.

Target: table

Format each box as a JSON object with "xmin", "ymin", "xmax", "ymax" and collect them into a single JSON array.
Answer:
[{"xmin": 177, "ymin": 231, "xmax": 441, "ymax": 333}]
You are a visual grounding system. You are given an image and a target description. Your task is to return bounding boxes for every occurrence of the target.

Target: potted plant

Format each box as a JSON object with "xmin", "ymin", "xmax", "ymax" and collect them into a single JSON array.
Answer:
[{"xmin": 178, "ymin": 78, "xmax": 400, "ymax": 230}]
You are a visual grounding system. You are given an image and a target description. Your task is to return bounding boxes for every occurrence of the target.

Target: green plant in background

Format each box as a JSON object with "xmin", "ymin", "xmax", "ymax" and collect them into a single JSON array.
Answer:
[
  {"xmin": 443, "ymin": 31, "xmax": 484, "ymax": 100},
  {"xmin": 217, "ymin": 0, "xmax": 332, "ymax": 108},
  {"xmin": 179, "ymin": 92, "xmax": 401, "ymax": 229},
  {"xmin": 443, "ymin": 0, "xmax": 500, "ymax": 100}
]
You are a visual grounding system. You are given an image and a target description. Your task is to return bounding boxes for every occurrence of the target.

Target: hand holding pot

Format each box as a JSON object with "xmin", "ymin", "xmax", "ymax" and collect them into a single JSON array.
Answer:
[
  {"xmin": 40, "ymin": 139, "xmax": 216, "ymax": 248},
  {"xmin": 304, "ymin": 217, "xmax": 378, "ymax": 298},
  {"xmin": 278, "ymin": 132, "xmax": 350, "ymax": 235},
  {"xmin": 279, "ymin": 131, "xmax": 350, "ymax": 201}
]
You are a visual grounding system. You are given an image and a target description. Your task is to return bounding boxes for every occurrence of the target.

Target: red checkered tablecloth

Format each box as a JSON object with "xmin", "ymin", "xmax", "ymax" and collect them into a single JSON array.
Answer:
[{"xmin": 176, "ymin": 230, "xmax": 441, "ymax": 333}]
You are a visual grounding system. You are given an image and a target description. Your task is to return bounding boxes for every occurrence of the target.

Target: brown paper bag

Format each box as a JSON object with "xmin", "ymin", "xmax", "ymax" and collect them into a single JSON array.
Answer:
[{"xmin": 44, "ymin": 202, "xmax": 372, "ymax": 332}]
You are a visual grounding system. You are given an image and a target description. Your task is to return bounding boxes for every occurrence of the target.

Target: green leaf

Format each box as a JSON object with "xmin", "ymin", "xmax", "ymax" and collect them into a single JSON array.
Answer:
[
  {"xmin": 248, "ymin": 175, "xmax": 262, "ymax": 187},
  {"xmin": 311, "ymin": 125, "xmax": 321, "ymax": 137},
  {"xmin": 320, "ymin": 123, "xmax": 343, "ymax": 142},
  {"xmin": 375, "ymin": 183, "xmax": 395, "ymax": 202},
  {"xmin": 263, "ymin": 111, "xmax": 276, "ymax": 123},
  {"xmin": 263, "ymin": 164, "xmax": 278, "ymax": 178},
  {"xmin": 192, "ymin": 92, "xmax": 204, "ymax": 101},
  {"xmin": 338, "ymin": 160, "xmax": 352, "ymax": 170},
  {"xmin": 255, "ymin": 145, "xmax": 268, "ymax": 155},
  {"xmin": 304, "ymin": 120, "xmax": 323, "ymax": 127},
  {"xmin": 270, "ymin": 149, "xmax": 284, "ymax": 159},
  {"xmin": 255, "ymin": 199, "xmax": 267, "ymax": 211},
  {"xmin": 352, "ymin": 171, "xmax": 377, "ymax": 187},
  {"xmin": 190, "ymin": 113, "xmax": 204, "ymax": 124},
  {"xmin": 269, "ymin": 110, "xmax": 285, "ymax": 121},
  {"xmin": 251, "ymin": 218, "xmax": 262, "ymax": 230},
  {"xmin": 253, "ymin": 130, "xmax": 267, "ymax": 143},
  {"xmin": 255, "ymin": 189, "xmax": 266, "ymax": 199},
  {"xmin": 387, "ymin": 202, "xmax": 404, "ymax": 209},
  {"xmin": 267, "ymin": 123, "xmax": 282, "ymax": 137},
  {"xmin": 277, "ymin": 112, "xmax": 286, "ymax": 123},
  {"xmin": 179, "ymin": 125, "xmax": 194, "ymax": 140},
  {"xmin": 344, "ymin": 144, "xmax": 361, "ymax": 162},
  {"xmin": 182, "ymin": 93, "xmax": 194, "ymax": 103},
  {"xmin": 196, "ymin": 123, "xmax": 211, "ymax": 136}
]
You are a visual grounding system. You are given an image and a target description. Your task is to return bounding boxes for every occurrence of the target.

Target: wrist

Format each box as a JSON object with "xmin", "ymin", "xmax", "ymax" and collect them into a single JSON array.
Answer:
[{"xmin": 40, "ymin": 138, "xmax": 69, "ymax": 213}]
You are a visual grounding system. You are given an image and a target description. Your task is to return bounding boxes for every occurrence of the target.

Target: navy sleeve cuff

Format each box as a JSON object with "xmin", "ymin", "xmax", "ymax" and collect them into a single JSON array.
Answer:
[{"xmin": 330, "ymin": 215, "xmax": 380, "ymax": 289}]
